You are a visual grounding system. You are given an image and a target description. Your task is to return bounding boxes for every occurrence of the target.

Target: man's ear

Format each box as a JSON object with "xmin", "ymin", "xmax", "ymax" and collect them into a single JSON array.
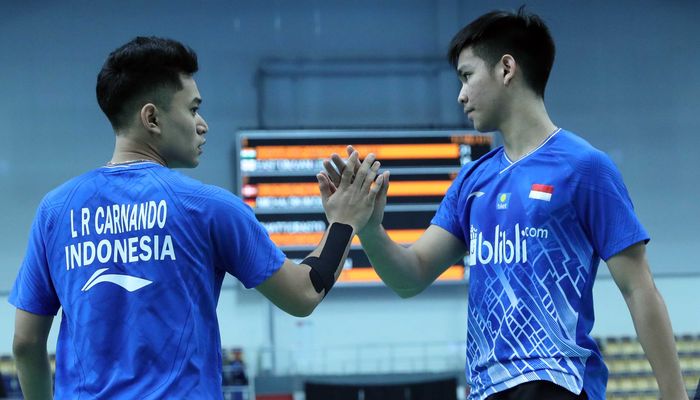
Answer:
[
  {"xmin": 140, "ymin": 103, "xmax": 160, "ymax": 134},
  {"xmin": 500, "ymin": 54, "xmax": 517, "ymax": 85}
]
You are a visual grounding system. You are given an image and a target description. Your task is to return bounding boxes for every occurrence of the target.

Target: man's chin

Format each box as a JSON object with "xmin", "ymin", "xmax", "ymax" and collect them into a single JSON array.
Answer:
[{"xmin": 472, "ymin": 121, "xmax": 494, "ymax": 133}]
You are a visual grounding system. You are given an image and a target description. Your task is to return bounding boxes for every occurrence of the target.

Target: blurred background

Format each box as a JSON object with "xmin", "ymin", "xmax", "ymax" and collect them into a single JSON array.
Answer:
[{"xmin": 1, "ymin": 1, "xmax": 699, "ymax": 399}]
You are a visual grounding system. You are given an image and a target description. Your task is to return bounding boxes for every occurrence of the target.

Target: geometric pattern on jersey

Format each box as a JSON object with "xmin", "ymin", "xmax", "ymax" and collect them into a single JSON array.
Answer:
[
  {"xmin": 9, "ymin": 162, "xmax": 286, "ymax": 399},
  {"xmin": 467, "ymin": 202, "xmax": 593, "ymax": 399},
  {"xmin": 431, "ymin": 129, "xmax": 649, "ymax": 400}
]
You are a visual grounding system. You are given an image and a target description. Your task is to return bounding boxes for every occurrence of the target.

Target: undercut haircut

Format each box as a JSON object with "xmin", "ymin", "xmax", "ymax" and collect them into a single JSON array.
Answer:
[
  {"xmin": 448, "ymin": 6, "xmax": 555, "ymax": 98},
  {"xmin": 96, "ymin": 36, "xmax": 198, "ymax": 130}
]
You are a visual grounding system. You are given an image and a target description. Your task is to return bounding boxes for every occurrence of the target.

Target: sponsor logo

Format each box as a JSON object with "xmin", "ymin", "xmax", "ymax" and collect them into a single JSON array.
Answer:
[
  {"xmin": 529, "ymin": 184, "xmax": 554, "ymax": 202},
  {"xmin": 469, "ymin": 224, "xmax": 549, "ymax": 266},
  {"xmin": 467, "ymin": 191, "xmax": 485, "ymax": 200},
  {"xmin": 496, "ymin": 193, "xmax": 511, "ymax": 210},
  {"xmin": 81, "ymin": 268, "xmax": 152, "ymax": 292}
]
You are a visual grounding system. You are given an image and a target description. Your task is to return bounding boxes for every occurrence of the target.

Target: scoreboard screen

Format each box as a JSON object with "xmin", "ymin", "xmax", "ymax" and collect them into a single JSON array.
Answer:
[{"xmin": 234, "ymin": 130, "xmax": 494, "ymax": 285}]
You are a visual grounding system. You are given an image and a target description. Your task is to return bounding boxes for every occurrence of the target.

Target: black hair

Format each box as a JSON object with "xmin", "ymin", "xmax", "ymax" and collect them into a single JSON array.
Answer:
[
  {"xmin": 447, "ymin": 6, "xmax": 555, "ymax": 98},
  {"xmin": 96, "ymin": 36, "xmax": 198, "ymax": 129}
]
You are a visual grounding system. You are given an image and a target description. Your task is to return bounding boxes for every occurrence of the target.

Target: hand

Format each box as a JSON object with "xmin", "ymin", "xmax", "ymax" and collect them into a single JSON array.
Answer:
[
  {"xmin": 317, "ymin": 150, "xmax": 385, "ymax": 233},
  {"xmin": 318, "ymin": 146, "xmax": 390, "ymax": 235}
]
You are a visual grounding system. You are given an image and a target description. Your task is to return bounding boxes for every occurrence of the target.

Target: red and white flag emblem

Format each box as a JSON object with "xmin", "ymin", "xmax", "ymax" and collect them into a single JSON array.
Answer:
[{"xmin": 529, "ymin": 184, "xmax": 554, "ymax": 201}]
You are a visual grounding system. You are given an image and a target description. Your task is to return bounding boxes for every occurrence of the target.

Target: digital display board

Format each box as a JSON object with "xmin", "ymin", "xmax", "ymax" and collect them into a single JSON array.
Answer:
[{"xmin": 234, "ymin": 130, "xmax": 494, "ymax": 285}]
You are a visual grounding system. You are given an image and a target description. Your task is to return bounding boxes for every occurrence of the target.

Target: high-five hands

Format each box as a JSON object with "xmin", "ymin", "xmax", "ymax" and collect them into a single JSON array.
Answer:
[
  {"xmin": 316, "ymin": 150, "xmax": 384, "ymax": 232},
  {"xmin": 317, "ymin": 146, "xmax": 390, "ymax": 235}
]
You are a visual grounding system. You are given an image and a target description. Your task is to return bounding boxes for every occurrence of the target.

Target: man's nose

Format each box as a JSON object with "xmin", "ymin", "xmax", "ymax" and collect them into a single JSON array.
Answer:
[
  {"xmin": 197, "ymin": 117, "xmax": 208, "ymax": 135},
  {"xmin": 457, "ymin": 85, "xmax": 467, "ymax": 104}
]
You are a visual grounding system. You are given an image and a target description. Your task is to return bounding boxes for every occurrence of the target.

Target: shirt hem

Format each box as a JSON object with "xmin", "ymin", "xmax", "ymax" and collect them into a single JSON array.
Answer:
[{"xmin": 471, "ymin": 369, "xmax": 584, "ymax": 400}]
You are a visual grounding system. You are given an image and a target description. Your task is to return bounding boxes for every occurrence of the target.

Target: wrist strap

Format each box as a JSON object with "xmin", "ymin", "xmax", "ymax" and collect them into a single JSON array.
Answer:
[{"xmin": 302, "ymin": 222, "xmax": 353, "ymax": 296}]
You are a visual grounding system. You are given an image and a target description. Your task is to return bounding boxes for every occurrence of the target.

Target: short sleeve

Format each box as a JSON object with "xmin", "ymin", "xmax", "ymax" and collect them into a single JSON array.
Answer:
[
  {"xmin": 9, "ymin": 201, "xmax": 61, "ymax": 315},
  {"xmin": 574, "ymin": 151, "xmax": 649, "ymax": 261},
  {"xmin": 430, "ymin": 163, "xmax": 471, "ymax": 244},
  {"xmin": 207, "ymin": 190, "xmax": 285, "ymax": 288}
]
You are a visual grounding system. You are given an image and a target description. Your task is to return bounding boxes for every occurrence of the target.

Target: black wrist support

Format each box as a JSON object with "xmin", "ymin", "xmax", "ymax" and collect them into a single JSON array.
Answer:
[{"xmin": 302, "ymin": 222, "xmax": 353, "ymax": 296}]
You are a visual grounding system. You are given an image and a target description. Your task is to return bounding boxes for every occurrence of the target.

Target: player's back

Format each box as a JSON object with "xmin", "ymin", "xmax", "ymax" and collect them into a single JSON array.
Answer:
[{"xmin": 18, "ymin": 161, "xmax": 232, "ymax": 399}]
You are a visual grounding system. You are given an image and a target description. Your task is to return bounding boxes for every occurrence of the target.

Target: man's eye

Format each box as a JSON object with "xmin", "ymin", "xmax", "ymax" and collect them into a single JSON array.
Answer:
[{"xmin": 191, "ymin": 107, "xmax": 199, "ymax": 114}]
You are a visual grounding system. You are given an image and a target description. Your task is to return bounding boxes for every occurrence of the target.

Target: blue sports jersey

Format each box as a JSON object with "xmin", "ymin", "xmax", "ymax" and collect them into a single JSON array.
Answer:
[
  {"xmin": 432, "ymin": 129, "xmax": 649, "ymax": 400},
  {"xmin": 9, "ymin": 161, "xmax": 286, "ymax": 399}
]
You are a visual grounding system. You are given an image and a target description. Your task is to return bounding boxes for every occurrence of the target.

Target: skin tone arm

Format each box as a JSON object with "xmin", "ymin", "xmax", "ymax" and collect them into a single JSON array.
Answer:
[
  {"xmin": 607, "ymin": 242, "xmax": 688, "ymax": 400},
  {"xmin": 319, "ymin": 146, "xmax": 467, "ymax": 298},
  {"xmin": 13, "ymin": 309, "xmax": 54, "ymax": 400},
  {"xmin": 257, "ymin": 151, "xmax": 385, "ymax": 316},
  {"xmin": 356, "ymin": 224, "xmax": 467, "ymax": 298}
]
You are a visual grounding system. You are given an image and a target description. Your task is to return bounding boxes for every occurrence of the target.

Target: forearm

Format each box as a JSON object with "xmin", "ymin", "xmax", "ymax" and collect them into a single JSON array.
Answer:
[
  {"xmin": 359, "ymin": 225, "xmax": 426, "ymax": 297},
  {"xmin": 259, "ymin": 222, "xmax": 355, "ymax": 317},
  {"xmin": 302, "ymin": 222, "xmax": 355, "ymax": 301},
  {"xmin": 624, "ymin": 286, "xmax": 687, "ymax": 399},
  {"xmin": 15, "ymin": 347, "xmax": 53, "ymax": 400}
]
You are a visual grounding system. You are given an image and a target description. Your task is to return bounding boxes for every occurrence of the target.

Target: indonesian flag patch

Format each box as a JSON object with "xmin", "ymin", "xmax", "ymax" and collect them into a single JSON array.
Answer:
[{"xmin": 529, "ymin": 184, "xmax": 554, "ymax": 201}]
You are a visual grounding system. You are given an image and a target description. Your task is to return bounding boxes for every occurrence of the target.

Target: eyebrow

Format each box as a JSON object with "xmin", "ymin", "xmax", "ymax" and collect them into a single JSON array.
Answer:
[
  {"xmin": 457, "ymin": 65, "xmax": 473, "ymax": 74},
  {"xmin": 191, "ymin": 97, "xmax": 202, "ymax": 105}
]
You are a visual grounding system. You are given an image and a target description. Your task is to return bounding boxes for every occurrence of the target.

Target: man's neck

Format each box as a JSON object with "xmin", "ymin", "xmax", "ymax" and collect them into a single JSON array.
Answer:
[
  {"xmin": 109, "ymin": 134, "xmax": 166, "ymax": 166},
  {"xmin": 499, "ymin": 97, "xmax": 557, "ymax": 162}
]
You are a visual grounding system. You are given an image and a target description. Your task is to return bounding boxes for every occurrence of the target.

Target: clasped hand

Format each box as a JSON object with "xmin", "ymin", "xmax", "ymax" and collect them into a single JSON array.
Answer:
[{"xmin": 317, "ymin": 146, "xmax": 390, "ymax": 234}]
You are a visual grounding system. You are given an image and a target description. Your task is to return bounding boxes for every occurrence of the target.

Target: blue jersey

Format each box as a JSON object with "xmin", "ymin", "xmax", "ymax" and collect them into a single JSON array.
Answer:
[
  {"xmin": 9, "ymin": 161, "xmax": 285, "ymax": 399},
  {"xmin": 432, "ymin": 129, "xmax": 649, "ymax": 400}
]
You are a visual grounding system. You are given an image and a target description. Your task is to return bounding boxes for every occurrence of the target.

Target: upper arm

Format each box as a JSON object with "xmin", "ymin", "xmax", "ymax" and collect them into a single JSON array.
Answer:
[
  {"xmin": 410, "ymin": 225, "xmax": 468, "ymax": 287},
  {"xmin": 606, "ymin": 241, "xmax": 655, "ymax": 298},
  {"xmin": 13, "ymin": 308, "xmax": 53, "ymax": 354},
  {"xmin": 256, "ymin": 259, "xmax": 320, "ymax": 317}
]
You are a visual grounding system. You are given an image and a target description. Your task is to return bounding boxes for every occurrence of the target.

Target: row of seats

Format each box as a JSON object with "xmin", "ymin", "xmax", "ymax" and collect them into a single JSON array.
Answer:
[
  {"xmin": 606, "ymin": 353, "xmax": 700, "ymax": 375},
  {"xmin": 602, "ymin": 334, "xmax": 700, "ymax": 357},
  {"xmin": 601, "ymin": 334, "xmax": 700, "ymax": 399}
]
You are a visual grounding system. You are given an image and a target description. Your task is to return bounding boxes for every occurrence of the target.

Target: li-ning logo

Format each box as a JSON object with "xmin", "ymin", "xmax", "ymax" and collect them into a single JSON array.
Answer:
[
  {"xmin": 81, "ymin": 268, "xmax": 153, "ymax": 292},
  {"xmin": 469, "ymin": 224, "xmax": 549, "ymax": 266}
]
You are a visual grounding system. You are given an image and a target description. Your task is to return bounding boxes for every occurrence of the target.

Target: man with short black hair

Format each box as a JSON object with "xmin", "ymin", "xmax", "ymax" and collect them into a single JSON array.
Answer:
[
  {"xmin": 10, "ymin": 36, "xmax": 386, "ymax": 399},
  {"xmin": 320, "ymin": 8, "xmax": 687, "ymax": 400}
]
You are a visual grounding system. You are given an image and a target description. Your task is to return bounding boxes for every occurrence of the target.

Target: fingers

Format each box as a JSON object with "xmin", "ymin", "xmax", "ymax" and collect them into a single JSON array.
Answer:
[
  {"xmin": 360, "ymin": 159, "xmax": 381, "ymax": 194},
  {"xmin": 352, "ymin": 153, "xmax": 376, "ymax": 192},
  {"xmin": 379, "ymin": 171, "xmax": 390, "ymax": 197},
  {"xmin": 337, "ymin": 148, "xmax": 359, "ymax": 175},
  {"xmin": 331, "ymin": 153, "xmax": 349, "ymax": 175},
  {"xmin": 328, "ymin": 148, "xmax": 384, "ymax": 198},
  {"xmin": 368, "ymin": 171, "xmax": 390, "ymax": 203},
  {"xmin": 317, "ymin": 172, "xmax": 336, "ymax": 195},
  {"xmin": 322, "ymin": 159, "xmax": 342, "ymax": 187},
  {"xmin": 324, "ymin": 146, "xmax": 359, "ymax": 188},
  {"xmin": 338, "ymin": 151, "xmax": 359, "ymax": 189},
  {"xmin": 316, "ymin": 173, "xmax": 332, "ymax": 207}
]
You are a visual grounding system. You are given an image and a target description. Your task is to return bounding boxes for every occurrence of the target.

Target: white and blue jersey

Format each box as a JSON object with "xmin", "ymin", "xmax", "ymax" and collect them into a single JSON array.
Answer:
[
  {"xmin": 432, "ymin": 129, "xmax": 649, "ymax": 400},
  {"xmin": 9, "ymin": 161, "xmax": 285, "ymax": 399}
]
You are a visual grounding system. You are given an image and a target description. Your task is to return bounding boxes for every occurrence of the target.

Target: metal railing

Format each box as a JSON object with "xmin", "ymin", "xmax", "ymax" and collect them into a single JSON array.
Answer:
[{"xmin": 255, "ymin": 340, "xmax": 467, "ymax": 376}]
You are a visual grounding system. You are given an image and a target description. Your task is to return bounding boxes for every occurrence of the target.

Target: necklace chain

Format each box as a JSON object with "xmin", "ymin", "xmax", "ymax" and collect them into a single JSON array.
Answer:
[{"xmin": 105, "ymin": 159, "xmax": 156, "ymax": 166}]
